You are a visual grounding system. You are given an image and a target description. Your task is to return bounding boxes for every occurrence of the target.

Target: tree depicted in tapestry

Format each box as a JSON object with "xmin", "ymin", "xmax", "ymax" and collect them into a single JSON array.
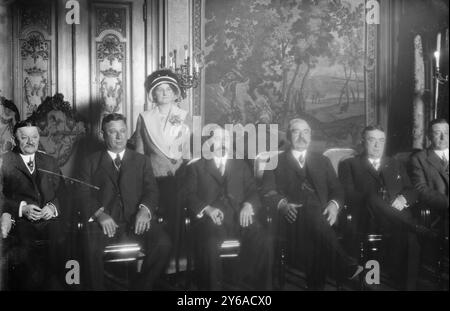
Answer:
[{"xmin": 203, "ymin": 0, "xmax": 370, "ymax": 152}]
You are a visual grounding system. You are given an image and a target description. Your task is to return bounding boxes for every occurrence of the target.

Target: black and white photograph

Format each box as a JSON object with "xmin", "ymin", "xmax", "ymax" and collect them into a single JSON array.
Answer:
[{"xmin": 0, "ymin": 0, "xmax": 448, "ymax": 294}]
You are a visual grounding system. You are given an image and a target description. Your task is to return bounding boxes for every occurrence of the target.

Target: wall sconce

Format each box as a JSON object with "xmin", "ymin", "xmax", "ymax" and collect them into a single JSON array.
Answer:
[
  {"xmin": 434, "ymin": 51, "xmax": 448, "ymax": 84},
  {"xmin": 160, "ymin": 45, "xmax": 201, "ymax": 91}
]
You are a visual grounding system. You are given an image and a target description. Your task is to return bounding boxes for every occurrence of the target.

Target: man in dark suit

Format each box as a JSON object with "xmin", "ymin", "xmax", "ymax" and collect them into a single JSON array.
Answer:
[
  {"xmin": 79, "ymin": 113, "xmax": 171, "ymax": 290},
  {"xmin": 0, "ymin": 120, "xmax": 64, "ymax": 290},
  {"xmin": 339, "ymin": 125, "xmax": 423, "ymax": 290},
  {"xmin": 261, "ymin": 118, "xmax": 361, "ymax": 290},
  {"xmin": 184, "ymin": 127, "xmax": 272, "ymax": 290},
  {"xmin": 410, "ymin": 118, "xmax": 448, "ymax": 232}
]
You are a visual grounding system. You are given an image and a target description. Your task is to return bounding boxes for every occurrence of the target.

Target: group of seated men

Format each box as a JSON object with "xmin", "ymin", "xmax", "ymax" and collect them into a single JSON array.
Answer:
[{"xmin": 0, "ymin": 113, "xmax": 448, "ymax": 290}]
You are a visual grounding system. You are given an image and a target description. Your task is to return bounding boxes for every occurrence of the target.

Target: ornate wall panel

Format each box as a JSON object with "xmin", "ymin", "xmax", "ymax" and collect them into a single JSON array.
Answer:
[
  {"xmin": 91, "ymin": 2, "xmax": 131, "ymax": 128},
  {"xmin": 14, "ymin": 0, "xmax": 55, "ymax": 118}
]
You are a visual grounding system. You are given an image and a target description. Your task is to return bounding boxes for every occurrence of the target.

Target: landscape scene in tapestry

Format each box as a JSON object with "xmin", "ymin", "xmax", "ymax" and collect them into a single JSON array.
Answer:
[{"xmin": 204, "ymin": 0, "xmax": 366, "ymax": 151}]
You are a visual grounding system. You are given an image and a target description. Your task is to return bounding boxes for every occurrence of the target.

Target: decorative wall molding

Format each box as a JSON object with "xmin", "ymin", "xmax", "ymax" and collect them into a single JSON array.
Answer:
[
  {"xmin": 19, "ymin": 1, "xmax": 51, "ymax": 35},
  {"xmin": 20, "ymin": 31, "xmax": 51, "ymax": 117},
  {"xmin": 14, "ymin": 0, "xmax": 55, "ymax": 119},
  {"xmin": 96, "ymin": 7, "xmax": 126, "ymax": 37},
  {"xmin": 91, "ymin": 2, "xmax": 130, "ymax": 128},
  {"xmin": 97, "ymin": 34, "xmax": 125, "ymax": 65}
]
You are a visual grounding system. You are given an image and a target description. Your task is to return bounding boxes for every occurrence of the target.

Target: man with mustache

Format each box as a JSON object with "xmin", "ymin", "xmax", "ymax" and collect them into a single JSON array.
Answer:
[
  {"xmin": 339, "ymin": 125, "xmax": 425, "ymax": 290},
  {"xmin": 79, "ymin": 113, "xmax": 171, "ymax": 290},
  {"xmin": 261, "ymin": 118, "xmax": 362, "ymax": 290},
  {"xmin": 0, "ymin": 120, "xmax": 64, "ymax": 290},
  {"xmin": 184, "ymin": 127, "xmax": 272, "ymax": 290}
]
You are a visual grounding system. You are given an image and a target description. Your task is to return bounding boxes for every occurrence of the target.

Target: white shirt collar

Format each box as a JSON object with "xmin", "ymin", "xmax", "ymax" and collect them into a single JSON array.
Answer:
[
  {"xmin": 213, "ymin": 154, "xmax": 228, "ymax": 169},
  {"xmin": 19, "ymin": 153, "xmax": 36, "ymax": 173},
  {"xmin": 291, "ymin": 149, "xmax": 307, "ymax": 159},
  {"xmin": 291, "ymin": 149, "xmax": 307, "ymax": 168},
  {"xmin": 19, "ymin": 153, "xmax": 35, "ymax": 162},
  {"xmin": 107, "ymin": 149, "xmax": 126, "ymax": 161},
  {"xmin": 434, "ymin": 149, "xmax": 449, "ymax": 161},
  {"xmin": 367, "ymin": 157, "xmax": 382, "ymax": 170}
]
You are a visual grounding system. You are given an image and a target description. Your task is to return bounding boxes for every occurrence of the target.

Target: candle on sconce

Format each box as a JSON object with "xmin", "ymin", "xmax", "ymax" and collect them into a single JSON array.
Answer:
[
  {"xmin": 169, "ymin": 52, "xmax": 174, "ymax": 69},
  {"xmin": 435, "ymin": 32, "xmax": 441, "ymax": 69},
  {"xmin": 184, "ymin": 45, "xmax": 189, "ymax": 62},
  {"xmin": 437, "ymin": 32, "xmax": 441, "ymax": 52},
  {"xmin": 434, "ymin": 51, "xmax": 440, "ymax": 69},
  {"xmin": 194, "ymin": 59, "xmax": 199, "ymax": 73},
  {"xmin": 173, "ymin": 49, "xmax": 177, "ymax": 69}
]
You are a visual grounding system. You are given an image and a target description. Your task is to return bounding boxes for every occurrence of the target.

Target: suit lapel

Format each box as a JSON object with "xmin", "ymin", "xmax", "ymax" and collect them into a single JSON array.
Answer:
[
  {"xmin": 99, "ymin": 151, "xmax": 119, "ymax": 188},
  {"xmin": 361, "ymin": 155, "xmax": 383, "ymax": 185},
  {"xmin": 427, "ymin": 149, "xmax": 449, "ymax": 185},
  {"xmin": 304, "ymin": 153, "xmax": 321, "ymax": 194},
  {"xmin": 12, "ymin": 151, "xmax": 34, "ymax": 183},
  {"xmin": 34, "ymin": 152, "xmax": 51, "ymax": 197},
  {"xmin": 118, "ymin": 149, "xmax": 134, "ymax": 190},
  {"xmin": 204, "ymin": 158, "xmax": 225, "ymax": 186},
  {"xmin": 286, "ymin": 150, "xmax": 304, "ymax": 178},
  {"xmin": 379, "ymin": 157, "xmax": 394, "ymax": 187}
]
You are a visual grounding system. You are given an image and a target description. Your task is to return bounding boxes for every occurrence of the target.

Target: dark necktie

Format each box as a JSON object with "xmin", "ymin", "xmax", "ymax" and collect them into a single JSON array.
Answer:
[
  {"xmin": 27, "ymin": 158, "xmax": 34, "ymax": 173},
  {"xmin": 298, "ymin": 154, "xmax": 305, "ymax": 168},
  {"xmin": 114, "ymin": 153, "xmax": 121, "ymax": 171}
]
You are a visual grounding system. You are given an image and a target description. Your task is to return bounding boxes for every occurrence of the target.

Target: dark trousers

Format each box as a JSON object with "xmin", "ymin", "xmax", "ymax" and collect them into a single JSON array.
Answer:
[
  {"xmin": 367, "ymin": 195, "xmax": 421, "ymax": 290},
  {"xmin": 193, "ymin": 215, "xmax": 273, "ymax": 290},
  {"xmin": 284, "ymin": 200, "xmax": 356, "ymax": 289},
  {"xmin": 6, "ymin": 218, "xmax": 64, "ymax": 290},
  {"xmin": 156, "ymin": 176, "xmax": 181, "ymax": 258},
  {"xmin": 86, "ymin": 220, "xmax": 171, "ymax": 290}
]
